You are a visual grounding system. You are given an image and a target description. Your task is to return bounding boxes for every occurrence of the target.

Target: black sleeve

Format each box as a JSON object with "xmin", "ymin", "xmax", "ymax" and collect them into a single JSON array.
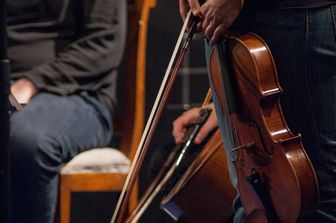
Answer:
[{"xmin": 24, "ymin": 0, "xmax": 126, "ymax": 95}]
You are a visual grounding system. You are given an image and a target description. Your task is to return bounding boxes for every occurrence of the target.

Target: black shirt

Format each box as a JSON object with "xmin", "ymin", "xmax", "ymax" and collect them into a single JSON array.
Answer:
[
  {"xmin": 258, "ymin": 0, "xmax": 336, "ymax": 8},
  {"xmin": 281, "ymin": 0, "xmax": 336, "ymax": 8},
  {"xmin": 7, "ymin": 0, "xmax": 126, "ymax": 115}
]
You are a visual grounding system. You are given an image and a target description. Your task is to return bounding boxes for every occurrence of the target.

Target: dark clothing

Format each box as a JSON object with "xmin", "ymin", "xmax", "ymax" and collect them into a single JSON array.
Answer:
[
  {"xmin": 209, "ymin": 2, "xmax": 336, "ymax": 223},
  {"xmin": 7, "ymin": 0, "xmax": 126, "ymax": 115},
  {"xmin": 7, "ymin": 1, "xmax": 126, "ymax": 222},
  {"xmin": 279, "ymin": 0, "xmax": 336, "ymax": 8},
  {"xmin": 248, "ymin": 5, "xmax": 336, "ymax": 222},
  {"xmin": 10, "ymin": 92, "xmax": 112, "ymax": 223},
  {"xmin": 256, "ymin": 0, "xmax": 336, "ymax": 9}
]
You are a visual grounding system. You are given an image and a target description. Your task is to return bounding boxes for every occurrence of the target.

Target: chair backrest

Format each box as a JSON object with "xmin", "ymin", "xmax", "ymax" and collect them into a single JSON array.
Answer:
[{"xmin": 114, "ymin": 0, "xmax": 156, "ymax": 161}]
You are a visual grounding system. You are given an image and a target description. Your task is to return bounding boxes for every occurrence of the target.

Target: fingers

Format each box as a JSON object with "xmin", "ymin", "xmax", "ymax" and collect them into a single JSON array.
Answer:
[
  {"xmin": 203, "ymin": 13, "xmax": 224, "ymax": 43},
  {"xmin": 179, "ymin": 0, "xmax": 203, "ymax": 32},
  {"xmin": 209, "ymin": 23, "xmax": 226, "ymax": 45},
  {"xmin": 204, "ymin": 19, "xmax": 215, "ymax": 41},
  {"xmin": 172, "ymin": 108, "xmax": 201, "ymax": 144},
  {"xmin": 197, "ymin": 0, "xmax": 244, "ymax": 45},
  {"xmin": 199, "ymin": 3, "xmax": 225, "ymax": 44},
  {"xmin": 179, "ymin": 0, "xmax": 191, "ymax": 21},
  {"xmin": 180, "ymin": 0, "xmax": 244, "ymax": 44},
  {"xmin": 194, "ymin": 105, "xmax": 218, "ymax": 144},
  {"xmin": 188, "ymin": 0, "xmax": 201, "ymax": 15},
  {"xmin": 179, "ymin": 0, "xmax": 201, "ymax": 21},
  {"xmin": 201, "ymin": 7, "xmax": 212, "ymax": 32}
]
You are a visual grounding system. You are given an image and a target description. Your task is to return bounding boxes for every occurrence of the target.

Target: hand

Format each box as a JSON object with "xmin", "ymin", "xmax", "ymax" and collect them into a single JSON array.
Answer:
[
  {"xmin": 172, "ymin": 103, "xmax": 218, "ymax": 145},
  {"xmin": 179, "ymin": 0, "xmax": 201, "ymax": 21},
  {"xmin": 11, "ymin": 78, "xmax": 38, "ymax": 104},
  {"xmin": 179, "ymin": 0, "xmax": 244, "ymax": 45},
  {"xmin": 179, "ymin": 0, "xmax": 203, "ymax": 32},
  {"xmin": 199, "ymin": 0, "xmax": 244, "ymax": 45}
]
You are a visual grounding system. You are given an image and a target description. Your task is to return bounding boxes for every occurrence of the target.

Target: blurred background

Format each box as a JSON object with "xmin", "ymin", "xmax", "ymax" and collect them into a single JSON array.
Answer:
[{"xmin": 70, "ymin": 1, "xmax": 210, "ymax": 222}]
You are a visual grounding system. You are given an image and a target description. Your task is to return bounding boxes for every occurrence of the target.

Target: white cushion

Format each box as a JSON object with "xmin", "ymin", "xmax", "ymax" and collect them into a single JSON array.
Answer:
[{"xmin": 61, "ymin": 148, "xmax": 131, "ymax": 174}]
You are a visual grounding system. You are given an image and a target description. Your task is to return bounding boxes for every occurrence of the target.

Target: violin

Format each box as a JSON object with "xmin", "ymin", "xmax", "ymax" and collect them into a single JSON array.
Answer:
[{"xmin": 208, "ymin": 33, "xmax": 319, "ymax": 222}]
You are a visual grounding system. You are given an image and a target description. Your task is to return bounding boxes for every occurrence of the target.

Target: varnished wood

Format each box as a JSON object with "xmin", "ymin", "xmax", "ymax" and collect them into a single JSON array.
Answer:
[
  {"xmin": 59, "ymin": 173, "xmax": 128, "ymax": 223},
  {"xmin": 209, "ymin": 33, "xmax": 319, "ymax": 222}
]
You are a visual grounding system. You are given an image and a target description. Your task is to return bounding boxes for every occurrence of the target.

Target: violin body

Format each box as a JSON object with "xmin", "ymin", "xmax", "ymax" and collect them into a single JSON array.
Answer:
[{"xmin": 209, "ymin": 33, "xmax": 319, "ymax": 222}]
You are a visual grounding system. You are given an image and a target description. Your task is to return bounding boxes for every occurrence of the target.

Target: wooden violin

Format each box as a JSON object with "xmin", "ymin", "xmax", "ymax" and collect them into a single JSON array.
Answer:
[{"xmin": 208, "ymin": 33, "xmax": 319, "ymax": 222}]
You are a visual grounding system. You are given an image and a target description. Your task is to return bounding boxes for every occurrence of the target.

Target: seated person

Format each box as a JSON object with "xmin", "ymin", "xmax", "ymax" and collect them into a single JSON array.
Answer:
[{"xmin": 8, "ymin": 1, "xmax": 126, "ymax": 222}]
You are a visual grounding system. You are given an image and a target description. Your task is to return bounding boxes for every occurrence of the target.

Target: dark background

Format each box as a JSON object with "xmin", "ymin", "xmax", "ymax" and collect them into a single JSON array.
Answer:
[
  {"xmin": 0, "ymin": 1, "xmax": 209, "ymax": 222},
  {"xmin": 139, "ymin": 0, "xmax": 209, "ymax": 222},
  {"xmin": 72, "ymin": 0, "xmax": 209, "ymax": 222}
]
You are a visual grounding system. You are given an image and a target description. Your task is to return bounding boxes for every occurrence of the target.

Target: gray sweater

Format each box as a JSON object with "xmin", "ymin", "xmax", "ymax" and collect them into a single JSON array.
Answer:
[{"xmin": 7, "ymin": 0, "xmax": 127, "ymax": 115}]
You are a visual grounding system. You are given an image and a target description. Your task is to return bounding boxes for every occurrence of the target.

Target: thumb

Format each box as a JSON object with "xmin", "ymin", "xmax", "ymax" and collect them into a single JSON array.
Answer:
[{"xmin": 188, "ymin": 0, "xmax": 201, "ymax": 15}]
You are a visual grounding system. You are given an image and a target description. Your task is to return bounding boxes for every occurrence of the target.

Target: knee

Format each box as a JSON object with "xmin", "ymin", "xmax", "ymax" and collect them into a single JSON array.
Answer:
[{"xmin": 10, "ymin": 125, "xmax": 62, "ymax": 173}]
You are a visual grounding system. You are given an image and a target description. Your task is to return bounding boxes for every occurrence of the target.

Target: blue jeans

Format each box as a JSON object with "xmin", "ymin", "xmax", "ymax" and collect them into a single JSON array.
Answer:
[
  {"xmin": 207, "ymin": 4, "xmax": 336, "ymax": 223},
  {"xmin": 10, "ymin": 92, "xmax": 113, "ymax": 223}
]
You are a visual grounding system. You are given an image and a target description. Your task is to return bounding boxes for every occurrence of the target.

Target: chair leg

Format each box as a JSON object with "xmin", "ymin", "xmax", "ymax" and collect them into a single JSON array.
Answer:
[{"xmin": 60, "ymin": 177, "xmax": 71, "ymax": 223}]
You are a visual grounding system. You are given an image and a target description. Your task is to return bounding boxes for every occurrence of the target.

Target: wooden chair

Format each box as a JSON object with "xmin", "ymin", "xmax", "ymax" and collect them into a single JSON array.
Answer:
[{"xmin": 58, "ymin": 0, "xmax": 156, "ymax": 222}]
